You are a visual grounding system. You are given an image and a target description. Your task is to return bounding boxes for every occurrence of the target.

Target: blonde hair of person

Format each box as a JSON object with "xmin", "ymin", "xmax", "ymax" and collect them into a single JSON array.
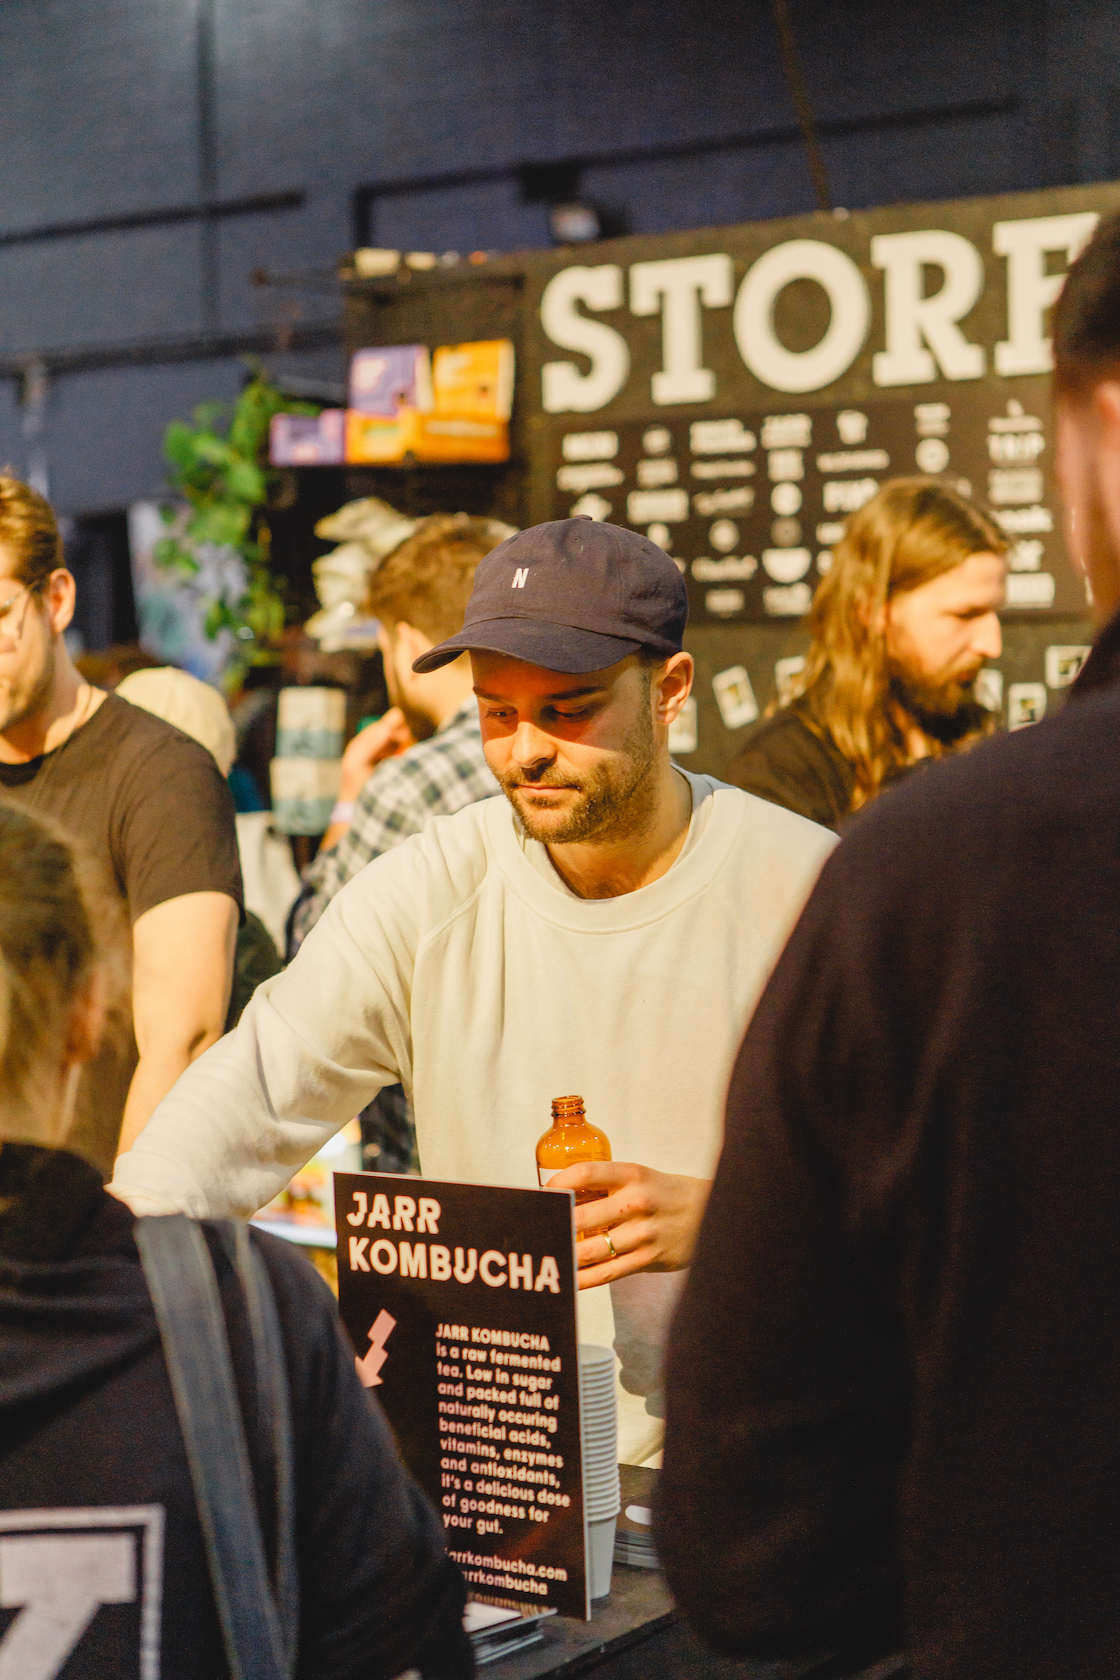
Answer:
[
  {"xmin": 0, "ymin": 802, "xmax": 129, "ymax": 1148},
  {"xmin": 0, "ymin": 472, "xmax": 63, "ymax": 592},
  {"xmin": 366, "ymin": 512, "xmax": 517, "ymax": 639},
  {"xmin": 786, "ymin": 477, "xmax": 1007, "ymax": 808}
]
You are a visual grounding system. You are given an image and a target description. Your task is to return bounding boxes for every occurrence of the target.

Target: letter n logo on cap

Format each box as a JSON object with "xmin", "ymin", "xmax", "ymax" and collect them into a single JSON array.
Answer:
[{"xmin": 512, "ymin": 567, "xmax": 529, "ymax": 588}]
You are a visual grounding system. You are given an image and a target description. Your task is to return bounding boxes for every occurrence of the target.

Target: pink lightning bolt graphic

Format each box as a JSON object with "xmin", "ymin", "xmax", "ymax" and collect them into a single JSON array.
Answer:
[{"xmin": 355, "ymin": 1309, "xmax": 397, "ymax": 1387}]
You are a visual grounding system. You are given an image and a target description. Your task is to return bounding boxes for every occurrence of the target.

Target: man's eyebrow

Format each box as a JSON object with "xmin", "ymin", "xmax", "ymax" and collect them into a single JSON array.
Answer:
[{"xmin": 473, "ymin": 684, "xmax": 606, "ymax": 701}]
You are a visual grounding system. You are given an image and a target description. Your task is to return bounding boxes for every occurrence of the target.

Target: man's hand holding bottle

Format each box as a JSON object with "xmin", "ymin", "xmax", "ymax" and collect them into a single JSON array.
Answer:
[{"xmin": 546, "ymin": 1161, "xmax": 711, "ymax": 1288}]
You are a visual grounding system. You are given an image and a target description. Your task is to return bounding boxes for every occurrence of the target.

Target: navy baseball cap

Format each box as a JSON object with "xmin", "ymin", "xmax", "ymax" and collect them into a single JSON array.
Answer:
[{"xmin": 411, "ymin": 517, "xmax": 688, "ymax": 674}]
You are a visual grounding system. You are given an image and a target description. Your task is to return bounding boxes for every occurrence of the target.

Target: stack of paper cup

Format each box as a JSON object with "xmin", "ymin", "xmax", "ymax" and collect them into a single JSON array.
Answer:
[
  {"xmin": 579, "ymin": 1345, "xmax": 620, "ymax": 1600},
  {"xmin": 270, "ymin": 687, "xmax": 346, "ymax": 836}
]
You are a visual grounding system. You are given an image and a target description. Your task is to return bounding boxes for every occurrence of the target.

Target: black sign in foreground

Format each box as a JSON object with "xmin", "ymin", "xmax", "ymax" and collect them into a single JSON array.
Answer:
[{"xmin": 334, "ymin": 1171, "xmax": 588, "ymax": 1619}]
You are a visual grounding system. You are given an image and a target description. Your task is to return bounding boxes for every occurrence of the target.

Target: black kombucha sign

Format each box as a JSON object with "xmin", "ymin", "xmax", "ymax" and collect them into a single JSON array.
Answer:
[{"xmin": 334, "ymin": 1171, "xmax": 587, "ymax": 1619}]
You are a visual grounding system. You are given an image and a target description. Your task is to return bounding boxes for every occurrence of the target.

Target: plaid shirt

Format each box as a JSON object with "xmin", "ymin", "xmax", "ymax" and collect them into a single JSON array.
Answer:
[{"xmin": 288, "ymin": 699, "xmax": 498, "ymax": 953}]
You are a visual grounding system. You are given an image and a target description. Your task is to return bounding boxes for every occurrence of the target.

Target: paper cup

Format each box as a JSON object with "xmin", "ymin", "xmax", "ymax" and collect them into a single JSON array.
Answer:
[{"xmin": 588, "ymin": 1515, "xmax": 617, "ymax": 1599}]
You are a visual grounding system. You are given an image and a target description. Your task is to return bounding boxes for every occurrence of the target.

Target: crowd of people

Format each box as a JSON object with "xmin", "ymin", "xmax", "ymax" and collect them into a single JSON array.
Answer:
[{"xmin": 3, "ymin": 209, "xmax": 1120, "ymax": 1680}]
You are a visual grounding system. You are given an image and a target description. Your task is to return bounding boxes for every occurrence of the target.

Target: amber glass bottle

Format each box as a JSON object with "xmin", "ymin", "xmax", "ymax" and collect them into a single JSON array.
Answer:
[{"xmin": 535, "ymin": 1095, "xmax": 612, "ymax": 1204}]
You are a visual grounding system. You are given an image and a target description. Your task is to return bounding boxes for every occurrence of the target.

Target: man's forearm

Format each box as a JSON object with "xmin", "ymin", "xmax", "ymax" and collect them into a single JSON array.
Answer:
[{"xmin": 111, "ymin": 981, "xmax": 392, "ymax": 1218}]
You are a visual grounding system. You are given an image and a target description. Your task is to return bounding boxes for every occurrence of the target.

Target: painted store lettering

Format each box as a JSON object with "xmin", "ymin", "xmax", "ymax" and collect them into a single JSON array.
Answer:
[{"xmin": 540, "ymin": 210, "xmax": 1100, "ymax": 411}]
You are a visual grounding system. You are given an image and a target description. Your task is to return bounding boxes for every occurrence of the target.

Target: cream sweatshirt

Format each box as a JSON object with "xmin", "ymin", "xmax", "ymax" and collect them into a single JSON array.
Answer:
[{"xmin": 114, "ymin": 772, "xmax": 834, "ymax": 1459}]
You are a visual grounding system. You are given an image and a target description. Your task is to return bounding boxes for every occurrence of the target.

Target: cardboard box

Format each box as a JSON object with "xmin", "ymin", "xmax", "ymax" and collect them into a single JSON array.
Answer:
[
  {"xmin": 431, "ymin": 339, "xmax": 515, "ymax": 421},
  {"xmin": 345, "ymin": 406, "xmax": 424, "ymax": 464},
  {"xmin": 348, "ymin": 345, "xmax": 432, "ymax": 416},
  {"xmin": 343, "ymin": 339, "xmax": 515, "ymax": 463},
  {"xmin": 413, "ymin": 413, "xmax": 510, "ymax": 463},
  {"xmin": 269, "ymin": 410, "xmax": 345, "ymax": 466}
]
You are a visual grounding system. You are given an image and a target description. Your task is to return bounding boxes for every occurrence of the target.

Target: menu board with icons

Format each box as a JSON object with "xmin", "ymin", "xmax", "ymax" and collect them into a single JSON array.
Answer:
[{"xmin": 546, "ymin": 374, "xmax": 1080, "ymax": 625}]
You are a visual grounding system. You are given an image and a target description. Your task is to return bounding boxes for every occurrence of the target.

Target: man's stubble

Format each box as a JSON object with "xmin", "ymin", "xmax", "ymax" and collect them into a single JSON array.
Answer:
[
  {"xmin": 497, "ymin": 690, "xmax": 660, "ymax": 847},
  {"xmin": 0, "ymin": 616, "xmax": 53, "ymax": 736}
]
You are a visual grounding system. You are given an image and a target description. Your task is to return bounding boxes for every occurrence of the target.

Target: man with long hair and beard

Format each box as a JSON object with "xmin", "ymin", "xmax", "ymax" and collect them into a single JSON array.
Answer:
[{"xmin": 727, "ymin": 478, "xmax": 1007, "ymax": 826}]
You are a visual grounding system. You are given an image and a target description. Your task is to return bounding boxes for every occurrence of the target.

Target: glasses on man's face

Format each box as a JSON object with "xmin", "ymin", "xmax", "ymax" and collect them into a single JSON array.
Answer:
[{"xmin": 0, "ymin": 582, "xmax": 35, "ymax": 638}]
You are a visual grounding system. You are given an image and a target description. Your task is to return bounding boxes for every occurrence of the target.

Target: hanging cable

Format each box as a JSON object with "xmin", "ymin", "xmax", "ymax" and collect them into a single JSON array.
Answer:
[{"xmin": 770, "ymin": 0, "xmax": 834, "ymax": 213}]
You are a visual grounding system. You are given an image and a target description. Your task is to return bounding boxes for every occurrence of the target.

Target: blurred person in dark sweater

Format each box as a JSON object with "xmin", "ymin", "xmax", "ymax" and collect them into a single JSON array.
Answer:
[
  {"xmin": 726, "ymin": 478, "xmax": 1006, "ymax": 827},
  {"xmin": 658, "ymin": 210, "xmax": 1120, "ymax": 1680},
  {"xmin": 0, "ymin": 800, "xmax": 470, "ymax": 1679}
]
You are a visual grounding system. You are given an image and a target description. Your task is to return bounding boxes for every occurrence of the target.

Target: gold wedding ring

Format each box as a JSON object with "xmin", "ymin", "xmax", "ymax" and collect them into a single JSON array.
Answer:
[{"xmin": 604, "ymin": 1232, "xmax": 617, "ymax": 1260}]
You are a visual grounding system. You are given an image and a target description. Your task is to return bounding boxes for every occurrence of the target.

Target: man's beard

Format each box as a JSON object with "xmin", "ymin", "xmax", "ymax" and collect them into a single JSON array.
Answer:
[
  {"xmin": 497, "ymin": 700, "xmax": 659, "ymax": 845},
  {"xmin": 888, "ymin": 660, "xmax": 983, "ymax": 743},
  {"xmin": 381, "ymin": 661, "xmax": 435, "ymax": 743},
  {"xmin": 0, "ymin": 633, "xmax": 53, "ymax": 735}
]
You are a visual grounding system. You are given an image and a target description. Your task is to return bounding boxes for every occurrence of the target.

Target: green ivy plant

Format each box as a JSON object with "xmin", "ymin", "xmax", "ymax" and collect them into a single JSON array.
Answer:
[{"xmin": 155, "ymin": 370, "xmax": 316, "ymax": 674}]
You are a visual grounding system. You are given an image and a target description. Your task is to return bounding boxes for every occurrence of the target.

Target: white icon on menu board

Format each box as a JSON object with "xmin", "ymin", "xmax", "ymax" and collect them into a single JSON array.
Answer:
[
  {"xmin": 989, "ymin": 468, "xmax": 1044, "ymax": 505},
  {"xmin": 1044, "ymin": 645, "xmax": 1090, "ymax": 688},
  {"xmin": 836, "ymin": 409, "xmax": 869, "ymax": 445},
  {"xmin": 637, "ymin": 456, "xmax": 678, "ymax": 488},
  {"xmin": 915, "ymin": 402, "xmax": 951, "ymax": 437},
  {"xmin": 712, "ymin": 666, "xmax": 759, "ymax": 730},
  {"xmin": 823, "ymin": 478, "xmax": 878, "ymax": 513},
  {"xmin": 771, "ymin": 481, "xmax": 803, "ymax": 516},
  {"xmin": 916, "ymin": 436, "xmax": 950, "ymax": 473},
  {"xmin": 569, "ymin": 492, "xmax": 612, "ymax": 521},
  {"xmin": 760, "ymin": 413, "xmax": 811, "ymax": 449},
  {"xmin": 775, "ymin": 655, "xmax": 807, "ymax": 704},
  {"xmin": 556, "ymin": 461, "xmax": 622, "ymax": 492},
  {"xmin": 668, "ymin": 695, "xmax": 698, "ymax": 754},
  {"xmin": 694, "ymin": 486, "xmax": 754, "ymax": 516},
  {"xmin": 1005, "ymin": 573, "xmax": 1056, "ymax": 608},
  {"xmin": 705, "ymin": 588, "xmax": 746, "ymax": 617},
  {"xmin": 627, "ymin": 488, "xmax": 689, "ymax": 523},
  {"xmin": 562, "ymin": 431, "xmax": 619, "ymax": 461},
  {"xmin": 691, "ymin": 418, "xmax": 756, "ymax": 454},
  {"xmin": 762, "ymin": 547, "xmax": 811, "ymax": 582},
  {"xmin": 1008, "ymin": 539, "xmax": 1044, "ymax": 572},
  {"xmin": 643, "ymin": 426, "xmax": 672, "ymax": 454},
  {"xmin": 763, "ymin": 581, "xmax": 812, "ymax": 616},
  {"xmin": 974, "ymin": 668, "xmax": 1004, "ymax": 713},
  {"xmin": 709, "ymin": 519, "xmax": 739, "ymax": 551},
  {"xmin": 1008, "ymin": 682, "xmax": 1047, "ymax": 729},
  {"xmin": 767, "ymin": 448, "xmax": 804, "ymax": 481}
]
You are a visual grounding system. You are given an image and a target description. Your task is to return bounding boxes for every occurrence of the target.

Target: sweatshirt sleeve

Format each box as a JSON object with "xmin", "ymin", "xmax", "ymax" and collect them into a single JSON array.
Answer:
[
  {"xmin": 111, "ymin": 829, "xmax": 440, "ymax": 1219},
  {"xmin": 656, "ymin": 841, "xmax": 908, "ymax": 1668}
]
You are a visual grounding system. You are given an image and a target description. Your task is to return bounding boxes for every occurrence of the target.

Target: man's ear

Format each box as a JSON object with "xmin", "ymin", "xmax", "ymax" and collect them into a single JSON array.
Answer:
[
  {"xmin": 653, "ymin": 652, "xmax": 694, "ymax": 726},
  {"xmin": 393, "ymin": 621, "xmax": 434, "ymax": 666},
  {"xmin": 44, "ymin": 568, "xmax": 77, "ymax": 636}
]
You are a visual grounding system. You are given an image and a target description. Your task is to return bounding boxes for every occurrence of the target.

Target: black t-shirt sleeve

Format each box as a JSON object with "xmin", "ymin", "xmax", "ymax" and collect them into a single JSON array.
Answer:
[
  {"xmin": 725, "ymin": 711, "xmax": 854, "ymax": 829},
  {"xmin": 116, "ymin": 724, "xmax": 243, "ymax": 922},
  {"xmin": 254, "ymin": 1233, "xmax": 473, "ymax": 1680}
]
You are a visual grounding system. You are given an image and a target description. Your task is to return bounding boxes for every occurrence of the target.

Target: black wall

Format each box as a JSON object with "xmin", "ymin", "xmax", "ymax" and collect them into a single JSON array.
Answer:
[{"xmin": 2, "ymin": 0, "xmax": 1119, "ymax": 519}]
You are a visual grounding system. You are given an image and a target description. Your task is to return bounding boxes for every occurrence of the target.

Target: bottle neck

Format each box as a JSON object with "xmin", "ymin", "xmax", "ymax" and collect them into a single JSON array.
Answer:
[{"xmin": 551, "ymin": 1099, "xmax": 586, "ymax": 1126}]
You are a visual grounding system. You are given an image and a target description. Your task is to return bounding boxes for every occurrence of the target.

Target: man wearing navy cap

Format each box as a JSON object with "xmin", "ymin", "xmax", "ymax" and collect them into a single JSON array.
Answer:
[{"xmin": 114, "ymin": 518, "xmax": 834, "ymax": 1461}]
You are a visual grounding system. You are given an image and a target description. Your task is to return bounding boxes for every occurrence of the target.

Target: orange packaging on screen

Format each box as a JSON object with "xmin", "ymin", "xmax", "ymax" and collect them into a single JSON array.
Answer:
[{"xmin": 535, "ymin": 1095, "xmax": 611, "ymax": 1207}]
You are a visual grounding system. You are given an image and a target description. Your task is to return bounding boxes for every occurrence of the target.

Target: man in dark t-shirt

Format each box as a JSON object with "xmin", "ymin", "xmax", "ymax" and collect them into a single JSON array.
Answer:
[
  {"xmin": 726, "ymin": 479, "xmax": 1005, "ymax": 828},
  {"xmin": 0, "ymin": 477, "xmax": 242, "ymax": 1172}
]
